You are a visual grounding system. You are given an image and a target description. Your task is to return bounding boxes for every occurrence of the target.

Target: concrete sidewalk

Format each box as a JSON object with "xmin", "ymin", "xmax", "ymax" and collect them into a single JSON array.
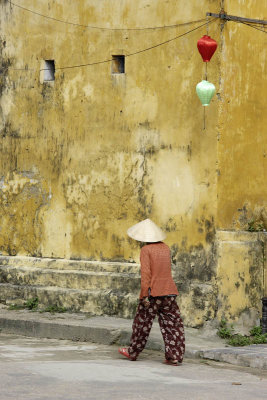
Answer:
[{"xmin": 0, "ymin": 306, "xmax": 267, "ymax": 370}]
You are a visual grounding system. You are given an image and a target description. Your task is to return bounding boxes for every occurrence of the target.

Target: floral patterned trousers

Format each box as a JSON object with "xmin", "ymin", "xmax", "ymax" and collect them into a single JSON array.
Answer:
[{"xmin": 128, "ymin": 296, "xmax": 185, "ymax": 362}]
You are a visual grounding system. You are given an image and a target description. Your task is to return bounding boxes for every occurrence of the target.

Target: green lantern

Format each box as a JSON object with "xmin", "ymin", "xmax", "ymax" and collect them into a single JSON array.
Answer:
[{"xmin": 196, "ymin": 80, "xmax": 215, "ymax": 106}]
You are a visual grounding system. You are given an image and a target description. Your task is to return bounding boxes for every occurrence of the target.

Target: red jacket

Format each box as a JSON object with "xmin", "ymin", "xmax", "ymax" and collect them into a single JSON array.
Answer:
[{"xmin": 139, "ymin": 242, "xmax": 179, "ymax": 299}]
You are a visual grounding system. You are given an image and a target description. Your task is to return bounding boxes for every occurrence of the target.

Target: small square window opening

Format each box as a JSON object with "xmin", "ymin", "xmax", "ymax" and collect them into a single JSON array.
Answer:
[
  {"xmin": 44, "ymin": 60, "xmax": 55, "ymax": 81},
  {"xmin": 112, "ymin": 55, "xmax": 125, "ymax": 74}
]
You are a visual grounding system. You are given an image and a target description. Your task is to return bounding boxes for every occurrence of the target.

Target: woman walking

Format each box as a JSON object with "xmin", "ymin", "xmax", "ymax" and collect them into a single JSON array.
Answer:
[{"xmin": 118, "ymin": 219, "xmax": 185, "ymax": 366}]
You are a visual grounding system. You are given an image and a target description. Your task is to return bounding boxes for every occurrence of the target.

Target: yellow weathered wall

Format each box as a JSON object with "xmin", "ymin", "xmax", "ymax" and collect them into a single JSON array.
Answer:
[
  {"xmin": 1, "ymin": 0, "xmax": 266, "ymax": 327},
  {"xmin": 213, "ymin": 1, "xmax": 267, "ymax": 327},
  {"xmin": 0, "ymin": 0, "xmax": 220, "ymax": 264},
  {"xmin": 217, "ymin": 0, "xmax": 267, "ymax": 231},
  {"xmin": 216, "ymin": 231, "xmax": 265, "ymax": 325}
]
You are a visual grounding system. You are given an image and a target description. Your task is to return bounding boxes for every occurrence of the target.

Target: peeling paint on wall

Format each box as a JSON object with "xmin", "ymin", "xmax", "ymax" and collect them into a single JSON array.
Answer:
[{"xmin": 0, "ymin": 172, "xmax": 50, "ymax": 256}]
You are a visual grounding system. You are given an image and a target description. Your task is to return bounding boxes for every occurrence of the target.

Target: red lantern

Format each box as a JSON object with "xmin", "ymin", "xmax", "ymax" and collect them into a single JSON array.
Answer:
[{"xmin": 197, "ymin": 35, "xmax": 217, "ymax": 62}]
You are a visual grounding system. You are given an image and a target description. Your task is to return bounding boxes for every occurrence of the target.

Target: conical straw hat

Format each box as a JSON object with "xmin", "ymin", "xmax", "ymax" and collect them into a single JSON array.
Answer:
[{"xmin": 127, "ymin": 218, "xmax": 166, "ymax": 242}]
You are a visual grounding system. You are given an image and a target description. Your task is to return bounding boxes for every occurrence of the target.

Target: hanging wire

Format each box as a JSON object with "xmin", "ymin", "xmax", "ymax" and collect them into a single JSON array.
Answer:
[
  {"xmin": 9, "ymin": 1, "xmax": 207, "ymax": 31},
  {"xmin": 204, "ymin": 16, "xmax": 209, "ymax": 80},
  {"xmin": 237, "ymin": 20, "xmax": 267, "ymax": 34},
  {"xmin": 7, "ymin": 18, "xmax": 217, "ymax": 73},
  {"xmin": 206, "ymin": 15, "xmax": 209, "ymax": 35},
  {"xmin": 202, "ymin": 16, "xmax": 213, "ymax": 131},
  {"xmin": 205, "ymin": 17, "xmax": 209, "ymax": 80},
  {"xmin": 56, "ymin": 18, "xmax": 217, "ymax": 71},
  {"xmin": 247, "ymin": 22, "xmax": 266, "ymax": 29},
  {"xmin": 205, "ymin": 63, "xmax": 208, "ymax": 80}
]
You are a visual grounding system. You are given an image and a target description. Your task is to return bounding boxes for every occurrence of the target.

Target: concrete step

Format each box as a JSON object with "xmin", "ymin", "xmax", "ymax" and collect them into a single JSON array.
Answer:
[
  {"xmin": 0, "ymin": 256, "xmax": 141, "ymax": 318},
  {"xmin": 0, "ymin": 256, "xmax": 140, "ymax": 274},
  {"xmin": 0, "ymin": 283, "xmax": 138, "ymax": 318},
  {"xmin": 0, "ymin": 265, "xmax": 140, "ymax": 292}
]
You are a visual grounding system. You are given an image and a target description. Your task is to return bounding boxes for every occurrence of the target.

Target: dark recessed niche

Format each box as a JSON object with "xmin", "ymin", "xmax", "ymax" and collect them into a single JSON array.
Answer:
[
  {"xmin": 44, "ymin": 60, "xmax": 55, "ymax": 81},
  {"xmin": 111, "ymin": 55, "xmax": 125, "ymax": 74}
]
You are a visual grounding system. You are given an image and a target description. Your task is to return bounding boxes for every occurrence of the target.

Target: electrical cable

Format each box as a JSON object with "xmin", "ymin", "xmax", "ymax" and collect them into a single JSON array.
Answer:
[
  {"xmin": 237, "ymin": 20, "xmax": 267, "ymax": 34},
  {"xmin": 56, "ymin": 18, "xmax": 217, "ymax": 71},
  {"xmin": 9, "ymin": 1, "xmax": 207, "ymax": 31},
  {"xmin": 8, "ymin": 18, "xmax": 217, "ymax": 73},
  {"xmin": 246, "ymin": 24, "xmax": 266, "ymax": 30}
]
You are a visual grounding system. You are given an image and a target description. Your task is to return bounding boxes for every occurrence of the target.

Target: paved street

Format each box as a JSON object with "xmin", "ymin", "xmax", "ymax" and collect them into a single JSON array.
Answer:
[{"xmin": 0, "ymin": 334, "xmax": 267, "ymax": 400}]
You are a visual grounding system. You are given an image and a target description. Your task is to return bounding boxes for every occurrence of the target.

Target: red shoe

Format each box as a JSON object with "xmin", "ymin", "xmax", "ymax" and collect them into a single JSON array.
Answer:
[
  {"xmin": 164, "ymin": 359, "xmax": 180, "ymax": 366},
  {"xmin": 118, "ymin": 347, "xmax": 136, "ymax": 361}
]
